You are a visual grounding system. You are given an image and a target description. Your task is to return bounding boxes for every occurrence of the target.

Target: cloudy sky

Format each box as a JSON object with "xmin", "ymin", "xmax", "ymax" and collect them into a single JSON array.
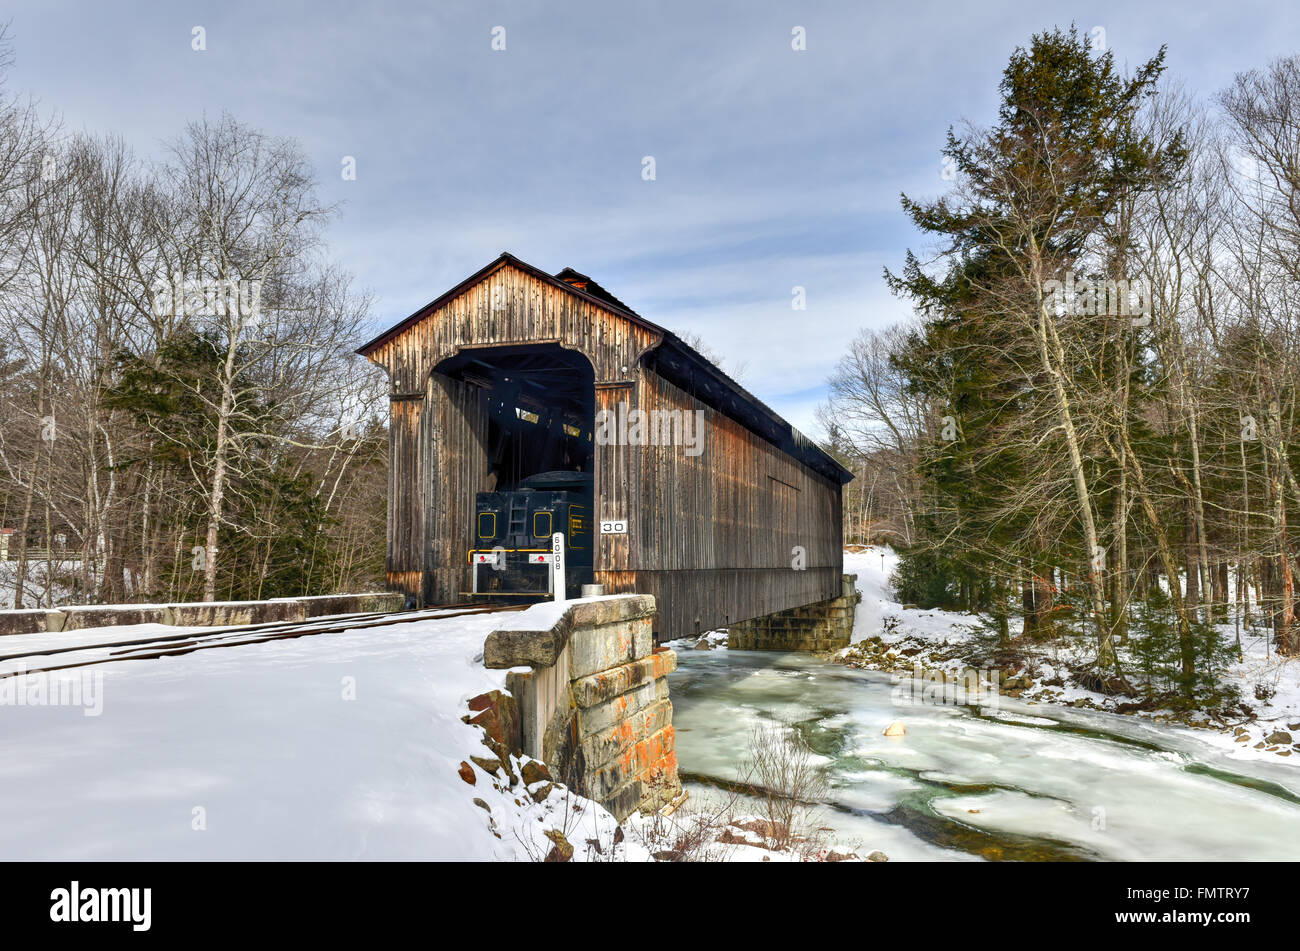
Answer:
[{"xmin": 4, "ymin": 0, "xmax": 1295, "ymax": 433}]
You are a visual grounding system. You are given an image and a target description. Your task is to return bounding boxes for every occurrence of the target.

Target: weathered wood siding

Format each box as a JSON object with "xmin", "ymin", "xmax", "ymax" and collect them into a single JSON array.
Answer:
[
  {"xmin": 593, "ymin": 372, "xmax": 843, "ymax": 637},
  {"xmin": 423, "ymin": 372, "xmax": 491, "ymax": 605},
  {"xmin": 365, "ymin": 262, "xmax": 661, "ymax": 392},
  {"xmin": 385, "ymin": 395, "xmax": 423, "ymax": 598}
]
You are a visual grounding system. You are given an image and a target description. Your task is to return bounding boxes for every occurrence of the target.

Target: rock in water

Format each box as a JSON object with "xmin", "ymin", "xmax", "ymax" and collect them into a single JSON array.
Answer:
[{"xmin": 883, "ymin": 721, "xmax": 906, "ymax": 737}]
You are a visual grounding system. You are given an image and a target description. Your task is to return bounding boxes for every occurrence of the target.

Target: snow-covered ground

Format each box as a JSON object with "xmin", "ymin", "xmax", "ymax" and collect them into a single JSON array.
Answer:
[
  {"xmin": 838, "ymin": 546, "xmax": 1300, "ymax": 763},
  {"xmin": 0, "ymin": 600, "xmax": 853, "ymax": 861},
  {"xmin": 9, "ymin": 546, "xmax": 1292, "ymax": 862},
  {"xmin": 0, "ymin": 604, "xmax": 638, "ymax": 860}
]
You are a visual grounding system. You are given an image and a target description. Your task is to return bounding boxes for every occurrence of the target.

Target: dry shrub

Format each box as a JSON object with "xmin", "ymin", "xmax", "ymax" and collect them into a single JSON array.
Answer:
[{"xmin": 740, "ymin": 721, "xmax": 829, "ymax": 852}]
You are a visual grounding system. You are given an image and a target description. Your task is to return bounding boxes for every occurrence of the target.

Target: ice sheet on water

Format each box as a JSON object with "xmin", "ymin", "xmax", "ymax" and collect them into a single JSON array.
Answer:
[
  {"xmin": 986, "ymin": 712, "xmax": 1059, "ymax": 726},
  {"xmin": 673, "ymin": 642, "xmax": 1300, "ymax": 861},
  {"xmin": 831, "ymin": 772, "xmax": 922, "ymax": 813}
]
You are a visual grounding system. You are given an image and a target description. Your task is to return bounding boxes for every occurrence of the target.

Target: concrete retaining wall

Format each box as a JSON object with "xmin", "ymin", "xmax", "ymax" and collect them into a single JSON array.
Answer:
[
  {"xmin": 728, "ymin": 573, "xmax": 861, "ymax": 652},
  {"xmin": 481, "ymin": 595, "xmax": 682, "ymax": 821},
  {"xmin": 0, "ymin": 609, "xmax": 64, "ymax": 637},
  {"xmin": 58, "ymin": 605, "xmax": 173, "ymax": 632},
  {"xmin": 0, "ymin": 592, "xmax": 406, "ymax": 636},
  {"xmin": 295, "ymin": 593, "xmax": 408, "ymax": 618},
  {"xmin": 164, "ymin": 601, "xmax": 305, "ymax": 628}
]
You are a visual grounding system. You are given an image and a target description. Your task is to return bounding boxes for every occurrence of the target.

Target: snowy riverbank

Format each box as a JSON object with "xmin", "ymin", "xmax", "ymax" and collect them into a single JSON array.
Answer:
[{"xmin": 832, "ymin": 547, "xmax": 1300, "ymax": 764}]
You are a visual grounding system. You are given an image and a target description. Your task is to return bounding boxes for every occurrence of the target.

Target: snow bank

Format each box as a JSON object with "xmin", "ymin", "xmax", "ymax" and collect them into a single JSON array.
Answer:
[
  {"xmin": 839, "ymin": 545, "xmax": 1300, "ymax": 764},
  {"xmin": 0, "ymin": 603, "xmax": 627, "ymax": 860}
]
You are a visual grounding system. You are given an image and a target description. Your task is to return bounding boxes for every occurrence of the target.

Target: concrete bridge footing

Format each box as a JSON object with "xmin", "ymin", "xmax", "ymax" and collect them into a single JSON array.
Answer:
[
  {"xmin": 480, "ymin": 595, "xmax": 682, "ymax": 821},
  {"xmin": 728, "ymin": 574, "xmax": 861, "ymax": 652}
]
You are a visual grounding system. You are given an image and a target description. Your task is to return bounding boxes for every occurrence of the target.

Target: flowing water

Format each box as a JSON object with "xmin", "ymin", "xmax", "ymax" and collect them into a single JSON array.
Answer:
[{"xmin": 669, "ymin": 649, "xmax": 1300, "ymax": 861}]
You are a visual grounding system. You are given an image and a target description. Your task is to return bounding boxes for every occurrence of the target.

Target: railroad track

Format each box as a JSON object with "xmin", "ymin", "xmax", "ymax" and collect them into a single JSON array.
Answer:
[{"xmin": 0, "ymin": 602, "xmax": 529, "ymax": 679}]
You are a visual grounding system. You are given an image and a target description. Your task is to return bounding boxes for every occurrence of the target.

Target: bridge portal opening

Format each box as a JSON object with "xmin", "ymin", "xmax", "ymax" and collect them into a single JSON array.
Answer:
[{"xmin": 435, "ymin": 344, "xmax": 595, "ymax": 597}]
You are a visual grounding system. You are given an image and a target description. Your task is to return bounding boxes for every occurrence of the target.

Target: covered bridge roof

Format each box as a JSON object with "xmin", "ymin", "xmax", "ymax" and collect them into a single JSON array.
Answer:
[{"xmin": 357, "ymin": 252, "xmax": 853, "ymax": 485}]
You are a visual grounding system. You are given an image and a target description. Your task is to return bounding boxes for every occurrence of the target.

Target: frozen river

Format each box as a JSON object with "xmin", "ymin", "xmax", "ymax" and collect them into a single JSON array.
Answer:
[{"xmin": 670, "ymin": 649, "xmax": 1300, "ymax": 861}]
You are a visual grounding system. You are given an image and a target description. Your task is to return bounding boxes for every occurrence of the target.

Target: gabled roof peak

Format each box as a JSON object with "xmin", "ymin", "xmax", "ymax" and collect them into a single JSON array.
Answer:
[
  {"xmin": 554, "ymin": 266, "xmax": 640, "ymax": 316},
  {"xmin": 355, "ymin": 251, "xmax": 662, "ymax": 357}
]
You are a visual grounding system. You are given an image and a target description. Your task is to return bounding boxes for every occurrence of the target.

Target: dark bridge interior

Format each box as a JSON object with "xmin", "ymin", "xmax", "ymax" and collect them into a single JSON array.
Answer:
[
  {"xmin": 436, "ymin": 342, "xmax": 598, "ymax": 491},
  {"xmin": 435, "ymin": 343, "xmax": 596, "ymax": 598},
  {"xmin": 436, "ymin": 344, "xmax": 595, "ymax": 492}
]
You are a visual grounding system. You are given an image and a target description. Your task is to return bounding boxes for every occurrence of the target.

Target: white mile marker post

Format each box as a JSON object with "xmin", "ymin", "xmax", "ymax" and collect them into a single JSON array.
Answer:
[{"xmin": 551, "ymin": 532, "xmax": 566, "ymax": 604}]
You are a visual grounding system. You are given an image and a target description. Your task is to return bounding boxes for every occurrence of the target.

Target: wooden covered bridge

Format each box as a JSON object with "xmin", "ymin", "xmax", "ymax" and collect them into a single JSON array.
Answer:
[{"xmin": 357, "ymin": 252, "xmax": 854, "ymax": 643}]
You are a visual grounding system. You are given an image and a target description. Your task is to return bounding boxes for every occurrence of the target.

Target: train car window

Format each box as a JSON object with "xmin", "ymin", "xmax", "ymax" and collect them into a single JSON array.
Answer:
[
  {"xmin": 568, "ymin": 504, "xmax": 586, "ymax": 549},
  {"xmin": 533, "ymin": 511, "xmax": 552, "ymax": 539},
  {"xmin": 477, "ymin": 512, "xmax": 496, "ymax": 539}
]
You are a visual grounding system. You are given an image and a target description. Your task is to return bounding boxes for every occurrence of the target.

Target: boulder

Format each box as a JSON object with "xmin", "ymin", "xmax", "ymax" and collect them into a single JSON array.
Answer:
[
  {"xmin": 464, "ymin": 690, "xmax": 520, "ymax": 751},
  {"xmin": 544, "ymin": 829, "xmax": 573, "ymax": 863},
  {"xmin": 520, "ymin": 760, "xmax": 552, "ymax": 786},
  {"xmin": 821, "ymin": 849, "xmax": 859, "ymax": 862}
]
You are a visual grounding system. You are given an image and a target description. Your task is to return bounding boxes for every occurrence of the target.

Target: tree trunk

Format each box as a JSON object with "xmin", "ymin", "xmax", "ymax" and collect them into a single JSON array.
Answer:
[
  {"xmin": 1037, "ymin": 295, "xmax": 1115, "ymax": 667},
  {"xmin": 203, "ymin": 412, "xmax": 230, "ymax": 602},
  {"xmin": 1021, "ymin": 563, "xmax": 1038, "ymax": 637},
  {"xmin": 1112, "ymin": 464, "xmax": 1130, "ymax": 644}
]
